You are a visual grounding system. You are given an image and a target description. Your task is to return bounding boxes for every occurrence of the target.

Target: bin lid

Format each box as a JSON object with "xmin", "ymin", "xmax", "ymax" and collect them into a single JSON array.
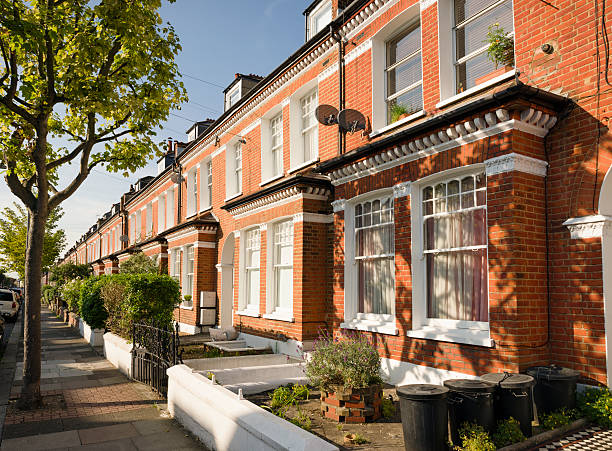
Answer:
[
  {"xmin": 397, "ymin": 384, "xmax": 449, "ymax": 400},
  {"xmin": 481, "ymin": 372, "xmax": 535, "ymax": 389},
  {"xmin": 525, "ymin": 365, "xmax": 580, "ymax": 381},
  {"xmin": 443, "ymin": 379, "xmax": 496, "ymax": 393}
]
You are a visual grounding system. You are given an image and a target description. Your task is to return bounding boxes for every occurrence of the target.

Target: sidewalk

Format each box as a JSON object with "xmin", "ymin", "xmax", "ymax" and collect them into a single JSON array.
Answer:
[{"xmin": 0, "ymin": 307, "xmax": 207, "ymax": 450}]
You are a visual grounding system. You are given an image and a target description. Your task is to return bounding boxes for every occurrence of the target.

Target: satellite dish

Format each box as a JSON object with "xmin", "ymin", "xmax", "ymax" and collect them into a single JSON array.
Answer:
[
  {"xmin": 338, "ymin": 109, "xmax": 367, "ymax": 133},
  {"xmin": 119, "ymin": 235, "xmax": 129, "ymax": 243},
  {"xmin": 315, "ymin": 104, "xmax": 339, "ymax": 126}
]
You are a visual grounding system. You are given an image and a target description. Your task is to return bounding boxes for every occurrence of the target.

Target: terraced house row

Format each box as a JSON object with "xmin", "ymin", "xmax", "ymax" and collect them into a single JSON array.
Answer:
[{"xmin": 62, "ymin": 0, "xmax": 612, "ymax": 387}]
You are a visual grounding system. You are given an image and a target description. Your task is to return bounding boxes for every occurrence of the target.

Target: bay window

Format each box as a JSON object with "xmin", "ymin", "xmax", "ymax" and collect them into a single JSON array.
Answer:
[{"xmin": 453, "ymin": 0, "xmax": 513, "ymax": 92}]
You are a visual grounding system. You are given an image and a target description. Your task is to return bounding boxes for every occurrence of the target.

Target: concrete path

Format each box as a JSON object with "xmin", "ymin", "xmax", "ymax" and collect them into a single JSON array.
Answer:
[{"xmin": 0, "ymin": 307, "xmax": 207, "ymax": 450}]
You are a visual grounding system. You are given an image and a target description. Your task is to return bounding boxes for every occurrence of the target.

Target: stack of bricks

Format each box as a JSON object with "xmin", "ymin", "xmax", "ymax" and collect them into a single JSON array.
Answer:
[{"xmin": 320, "ymin": 384, "xmax": 382, "ymax": 423}]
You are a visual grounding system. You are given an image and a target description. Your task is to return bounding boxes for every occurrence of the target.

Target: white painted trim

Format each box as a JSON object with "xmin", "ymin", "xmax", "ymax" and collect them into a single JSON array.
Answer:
[
  {"xmin": 370, "ymin": 110, "xmax": 426, "ymax": 138},
  {"xmin": 485, "ymin": 152, "xmax": 548, "ymax": 177},
  {"xmin": 563, "ymin": 215, "xmax": 612, "ymax": 239},
  {"xmin": 262, "ymin": 313, "xmax": 295, "ymax": 323},
  {"xmin": 293, "ymin": 213, "xmax": 334, "ymax": 224},
  {"xmin": 341, "ymin": 320, "xmax": 399, "ymax": 336},
  {"xmin": 407, "ymin": 327, "xmax": 494, "ymax": 347},
  {"xmin": 289, "ymin": 158, "xmax": 320, "ymax": 174},
  {"xmin": 436, "ymin": 70, "xmax": 517, "ymax": 109}
]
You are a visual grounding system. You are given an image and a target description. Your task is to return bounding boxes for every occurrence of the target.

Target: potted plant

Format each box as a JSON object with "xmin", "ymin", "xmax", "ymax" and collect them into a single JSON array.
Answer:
[
  {"xmin": 476, "ymin": 23, "xmax": 514, "ymax": 85},
  {"xmin": 390, "ymin": 103, "xmax": 413, "ymax": 124},
  {"xmin": 305, "ymin": 330, "xmax": 383, "ymax": 423}
]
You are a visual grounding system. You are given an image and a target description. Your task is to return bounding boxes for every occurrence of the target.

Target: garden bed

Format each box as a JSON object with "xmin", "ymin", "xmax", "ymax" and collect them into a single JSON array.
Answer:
[{"xmin": 245, "ymin": 385, "xmax": 404, "ymax": 450}]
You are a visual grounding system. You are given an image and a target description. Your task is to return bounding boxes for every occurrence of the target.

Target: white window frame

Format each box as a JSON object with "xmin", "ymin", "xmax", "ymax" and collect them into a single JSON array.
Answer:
[
  {"xmin": 437, "ymin": 0, "xmax": 515, "ymax": 103},
  {"xmin": 261, "ymin": 108, "xmax": 284, "ymax": 185},
  {"xmin": 341, "ymin": 188, "xmax": 398, "ymax": 336},
  {"xmin": 199, "ymin": 159, "xmax": 213, "ymax": 211},
  {"xmin": 308, "ymin": 0, "xmax": 333, "ymax": 40},
  {"xmin": 408, "ymin": 165, "xmax": 494, "ymax": 347},
  {"xmin": 186, "ymin": 167, "xmax": 197, "ymax": 217},
  {"xmin": 238, "ymin": 228, "xmax": 261, "ymax": 315},
  {"xmin": 225, "ymin": 140, "xmax": 243, "ymax": 200},
  {"xmin": 371, "ymin": 4, "xmax": 422, "ymax": 133},
  {"xmin": 289, "ymin": 81, "xmax": 319, "ymax": 172}
]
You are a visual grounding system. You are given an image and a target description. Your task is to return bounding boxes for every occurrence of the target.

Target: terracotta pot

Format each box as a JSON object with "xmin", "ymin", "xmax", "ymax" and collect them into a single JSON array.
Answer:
[
  {"xmin": 320, "ymin": 384, "xmax": 382, "ymax": 423},
  {"xmin": 475, "ymin": 65, "xmax": 513, "ymax": 86}
]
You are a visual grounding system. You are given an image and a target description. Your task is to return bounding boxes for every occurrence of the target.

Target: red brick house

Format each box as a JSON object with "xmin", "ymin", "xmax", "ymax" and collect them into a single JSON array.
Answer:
[{"xmin": 61, "ymin": 0, "xmax": 612, "ymax": 387}]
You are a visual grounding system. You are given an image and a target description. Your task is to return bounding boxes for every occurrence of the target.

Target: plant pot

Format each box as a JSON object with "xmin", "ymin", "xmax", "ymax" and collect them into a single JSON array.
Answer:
[
  {"xmin": 475, "ymin": 65, "xmax": 513, "ymax": 86},
  {"xmin": 320, "ymin": 384, "xmax": 382, "ymax": 423}
]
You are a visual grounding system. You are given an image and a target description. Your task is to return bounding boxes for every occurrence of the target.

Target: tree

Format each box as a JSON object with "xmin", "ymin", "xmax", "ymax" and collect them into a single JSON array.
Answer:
[
  {"xmin": 0, "ymin": 203, "xmax": 66, "ymax": 279},
  {"xmin": 0, "ymin": 0, "xmax": 185, "ymax": 408},
  {"xmin": 119, "ymin": 252, "xmax": 157, "ymax": 274},
  {"xmin": 50, "ymin": 261, "xmax": 92, "ymax": 285}
]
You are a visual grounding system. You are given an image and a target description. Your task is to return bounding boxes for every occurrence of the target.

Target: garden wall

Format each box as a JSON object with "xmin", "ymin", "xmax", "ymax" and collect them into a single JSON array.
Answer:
[{"xmin": 167, "ymin": 364, "xmax": 337, "ymax": 451}]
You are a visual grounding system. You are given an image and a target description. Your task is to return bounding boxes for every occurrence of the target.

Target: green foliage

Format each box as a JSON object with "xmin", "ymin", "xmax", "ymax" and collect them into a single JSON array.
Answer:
[
  {"xmin": 305, "ymin": 330, "xmax": 382, "ymax": 390},
  {"xmin": 454, "ymin": 423, "xmax": 495, "ymax": 451},
  {"xmin": 0, "ymin": 204, "xmax": 66, "ymax": 279},
  {"xmin": 538, "ymin": 408, "xmax": 579, "ymax": 431},
  {"xmin": 80, "ymin": 277, "xmax": 108, "ymax": 330},
  {"xmin": 485, "ymin": 23, "xmax": 514, "ymax": 68},
  {"xmin": 491, "ymin": 417, "xmax": 525, "ymax": 448},
  {"xmin": 119, "ymin": 252, "xmax": 158, "ymax": 275},
  {"xmin": 270, "ymin": 386, "xmax": 294, "ymax": 409},
  {"xmin": 61, "ymin": 279, "xmax": 83, "ymax": 314},
  {"xmin": 579, "ymin": 387, "xmax": 612, "ymax": 428},
  {"xmin": 382, "ymin": 396, "xmax": 396, "ymax": 418},
  {"xmin": 50, "ymin": 262, "xmax": 92, "ymax": 285},
  {"xmin": 292, "ymin": 384, "xmax": 310, "ymax": 401},
  {"xmin": 100, "ymin": 273, "xmax": 180, "ymax": 339}
]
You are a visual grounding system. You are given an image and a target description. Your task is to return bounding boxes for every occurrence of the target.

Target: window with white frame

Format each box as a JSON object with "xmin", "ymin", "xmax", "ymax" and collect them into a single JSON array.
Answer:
[
  {"xmin": 300, "ymin": 90, "xmax": 318, "ymax": 165},
  {"xmin": 272, "ymin": 220, "xmax": 293, "ymax": 315},
  {"xmin": 421, "ymin": 172, "xmax": 488, "ymax": 325},
  {"xmin": 186, "ymin": 168, "xmax": 197, "ymax": 217},
  {"xmin": 226, "ymin": 142, "xmax": 242, "ymax": 198},
  {"xmin": 158, "ymin": 194, "xmax": 166, "ymax": 232},
  {"xmin": 146, "ymin": 203, "xmax": 153, "ymax": 236},
  {"xmin": 242, "ymin": 228, "xmax": 261, "ymax": 312},
  {"xmin": 355, "ymin": 196, "xmax": 395, "ymax": 317},
  {"xmin": 183, "ymin": 245, "xmax": 194, "ymax": 307},
  {"xmin": 453, "ymin": 0, "xmax": 513, "ymax": 93},
  {"xmin": 386, "ymin": 21, "xmax": 422, "ymax": 123}
]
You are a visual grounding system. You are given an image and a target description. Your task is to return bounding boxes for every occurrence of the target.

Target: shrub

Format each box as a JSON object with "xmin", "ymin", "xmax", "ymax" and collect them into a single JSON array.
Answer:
[
  {"xmin": 100, "ymin": 273, "xmax": 180, "ymax": 339},
  {"xmin": 80, "ymin": 277, "xmax": 108, "ymax": 330},
  {"xmin": 305, "ymin": 330, "xmax": 382, "ymax": 390},
  {"xmin": 454, "ymin": 423, "xmax": 495, "ymax": 451},
  {"xmin": 61, "ymin": 279, "xmax": 83, "ymax": 314},
  {"xmin": 538, "ymin": 408, "xmax": 579, "ymax": 431},
  {"xmin": 119, "ymin": 252, "xmax": 158, "ymax": 274},
  {"xmin": 579, "ymin": 387, "xmax": 612, "ymax": 428},
  {"xmin": 492, "ymin": 417, "xmax": 525, "ymax": 448}
]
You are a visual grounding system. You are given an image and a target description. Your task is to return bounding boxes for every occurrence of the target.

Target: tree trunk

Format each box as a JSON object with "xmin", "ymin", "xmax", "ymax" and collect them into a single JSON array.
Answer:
[{"xmin": 17, "ymin": 209, "xmax": 46, "ymax": 409}]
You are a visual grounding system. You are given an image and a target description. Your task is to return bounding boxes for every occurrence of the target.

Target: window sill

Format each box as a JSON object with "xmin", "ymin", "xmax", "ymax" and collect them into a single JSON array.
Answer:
[
  {"xmin": 340, "ymin": 320, "xmax": 398, "ymax": 336},
  {"xmin": 435, "ymin": 69, "xmax": 516, "ymax": 110},
  {"xmin": 407, "ymin": 327, "xmax": 494, "ymax": 347},
  {"xmin": 289, "ymin": 158, "xmax": 319, "ymax": 174},
  {"xmin": 260, "ymin": 174, "xmax": 284, "ymax": 187},
  {"xmin": 224, "ymin": 192, "xmax": 242, "ymax": 203},
  {"xmin": 236, "ymin": 309, "xmax": 260, "ymax": 318},
  {"xmin": 263, "ymin": 313, "xmax": 295, "ymax": 323},
  {"xmin": 369, "ymin": 110, "xmax": 426, "ymax": 138}
]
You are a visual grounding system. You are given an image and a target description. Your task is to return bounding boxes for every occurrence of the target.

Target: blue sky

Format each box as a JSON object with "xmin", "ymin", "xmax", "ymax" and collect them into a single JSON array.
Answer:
[{"xmin": 0, "ymin": 0, "xmax": 313, "ymax": 262}]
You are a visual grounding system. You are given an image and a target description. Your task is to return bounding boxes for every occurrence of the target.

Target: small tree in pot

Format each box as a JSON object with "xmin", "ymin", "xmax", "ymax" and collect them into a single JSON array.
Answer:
[{"xmin": 306, "ymin": 330, "xmax": 383, "ymax": 423}]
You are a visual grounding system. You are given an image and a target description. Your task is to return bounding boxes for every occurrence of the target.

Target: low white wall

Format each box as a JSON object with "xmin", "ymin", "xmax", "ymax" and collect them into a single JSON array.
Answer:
[
  {"xmin": 167, "ymin": 365, "xmax": 337, "ymax": 451},
  {"xmin": 103, "ymin": 331, "xmax": 132, "ymax": 378},
  {"xmin": 82, "ymin": 321, "xmax": 104, "ymax": 347}
]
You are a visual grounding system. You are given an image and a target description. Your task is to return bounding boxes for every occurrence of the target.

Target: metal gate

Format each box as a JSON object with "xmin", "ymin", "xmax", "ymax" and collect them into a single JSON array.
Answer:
[{"xmin": 131, "ymin": 321, "xmax": 182, "ymax": 397}]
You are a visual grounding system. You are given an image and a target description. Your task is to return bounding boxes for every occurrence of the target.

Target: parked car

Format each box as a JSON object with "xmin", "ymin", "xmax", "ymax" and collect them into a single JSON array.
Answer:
[{"xmin": 0, "ymin": 289, "xmax": 19, "ymax": 322}]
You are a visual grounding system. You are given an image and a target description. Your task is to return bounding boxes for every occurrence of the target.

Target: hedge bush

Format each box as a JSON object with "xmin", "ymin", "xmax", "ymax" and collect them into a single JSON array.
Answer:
[
  {"xmin": 100, "ymin": 273, "xmax": 180, "ymax": 339},
  {"xmin": 80, "ymin": 277, "xmax": 108, "ymax": 329}
]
